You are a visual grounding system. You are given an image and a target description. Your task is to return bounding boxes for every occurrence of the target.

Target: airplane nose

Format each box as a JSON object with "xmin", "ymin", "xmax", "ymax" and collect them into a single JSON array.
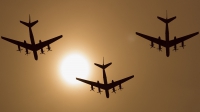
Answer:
[
  {"xmin": 106, "ymin": 95, "xmax": 109, "ymax": 98},
  {"xmin": 34, "ymin": 54, "xmax": 38, "ymax": 60},
  {"xmin": 106, "ymin": 90, "xmax": 109, "ymax": 98}
]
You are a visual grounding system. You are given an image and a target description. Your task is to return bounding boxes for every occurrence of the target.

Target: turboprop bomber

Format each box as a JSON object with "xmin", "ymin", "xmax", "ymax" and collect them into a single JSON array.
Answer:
[
  {"xmin": 76, "ymin": 58, "xmax": 134, "ymax": 98},
  {"xmin": 136, "ymin": 12, "xmax": 199, "ymax": 57},
  {"xmin": 1, "ymin": 15, "xmax": 62, "ymax": 60}
]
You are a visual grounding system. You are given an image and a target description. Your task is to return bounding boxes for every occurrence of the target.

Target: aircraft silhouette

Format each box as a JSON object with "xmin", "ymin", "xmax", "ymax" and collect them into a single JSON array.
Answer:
[
  {"xmin": 136, "ymin": 12, "xmax": 199, "ymax": 57},
  {"xmin": 76, "ymin": 58, "xmax": 134, "ymax": 98},
  {"xmin": 1, "ymin": 15, "xmax": 62, "ymax": 60}
]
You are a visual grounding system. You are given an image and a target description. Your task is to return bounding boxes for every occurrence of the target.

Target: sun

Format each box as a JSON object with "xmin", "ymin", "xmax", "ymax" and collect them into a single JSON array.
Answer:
[{"xmin": 60, "ymin": 53, "xmax": 90, "ymax": 85}]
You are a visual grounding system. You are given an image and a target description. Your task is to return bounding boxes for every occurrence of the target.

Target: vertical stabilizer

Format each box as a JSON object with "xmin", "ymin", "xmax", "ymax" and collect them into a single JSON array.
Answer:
[
  {"xmin": 20, "ymin": 15, "xmax": 38, "ymax": 27},
  {"xmin": 94, "ymin": 57, "xmax": 112, "ymax": 69},
  {"xmin": 157, "ymin": 11, "xmax": 176, "ymax": 23},
  {"xmin": 103, "ymin": 57, "xmax": 104, "ymax": 65}
]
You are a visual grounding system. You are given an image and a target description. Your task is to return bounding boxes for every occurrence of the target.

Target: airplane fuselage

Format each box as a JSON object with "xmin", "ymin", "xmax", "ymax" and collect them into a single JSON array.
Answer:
[
  {"xmin": 102, "ymin": 69, "xmax": 109, "ymax": 98},
  {"xmin": 165, "ymin": 23, "xmax": 170, "ymax": 57},
  {"xmin": 28, "ymin": 27, "xmax": 38, "ymax": 60}
]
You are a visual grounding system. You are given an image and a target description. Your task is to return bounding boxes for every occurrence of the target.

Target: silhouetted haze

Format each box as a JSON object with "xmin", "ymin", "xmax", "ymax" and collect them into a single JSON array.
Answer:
[{"xmin": 0, "ymin": 0, "xmax": 200, "ymax": 112}]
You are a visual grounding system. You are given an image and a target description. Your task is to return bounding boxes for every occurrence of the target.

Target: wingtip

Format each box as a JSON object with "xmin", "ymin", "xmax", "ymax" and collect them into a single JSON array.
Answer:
[
  {"xmin": 130, "ymin": 75, "xmax": 134, "ymax": 78},
  {"xmin": 135, "ymin": 32, "xmax": 140, "ymax": 35}
]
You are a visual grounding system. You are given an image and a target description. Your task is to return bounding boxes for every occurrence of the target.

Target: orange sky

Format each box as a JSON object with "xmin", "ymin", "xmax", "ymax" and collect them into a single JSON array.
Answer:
[{"xmin": 0, "ymin": 0, "xmax": 200, "ymax": 112}]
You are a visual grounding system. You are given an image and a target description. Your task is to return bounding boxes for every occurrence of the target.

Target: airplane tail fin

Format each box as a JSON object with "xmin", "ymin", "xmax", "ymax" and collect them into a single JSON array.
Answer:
[
  {"xmin": 157, "ymin": 11, "xmax": 176, "ymax": 23},
  {"xmin": 20, "ymin": 15, "xmax": 38, "ymax": 28},
  {"xmin": 157, "ymin": 16, "xmax": 176, "ymax": 23},
  {"xmin": 94, "ymin": 57, "xmax": 112, "ymax": 69}
]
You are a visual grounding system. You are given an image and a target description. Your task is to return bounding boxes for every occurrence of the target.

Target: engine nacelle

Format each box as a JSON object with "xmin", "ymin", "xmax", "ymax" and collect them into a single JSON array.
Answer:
[
  {"xmin": 150, "ymin": 41, "xmax": 155, "ymax": 48},
  {"xmin": 17, "ymin": 45, "xmax": 23, "ymax": 52},
  {"xmin": 39, "ymin": 40, "xmax": 45, "ymax": 54},
  {"xmin": 24, "ymin": 40, "xmax": 30, "ymax": 55},
  {"xmin": 97, "ymin": 81, "xmax": 102, "ymax": 94},
  {"xmin": 118, "ymin": 84, "xmax": 123, "ymax": 90},
  {"xmin": 40, "ymin": 48, "xmax": 45, "ymax": 54},
  {"xmin": 157, "ymin": 37, "xmax": 162, "ymax": 51},
  {"xmin": 180, "ymin": 41, "xmax": 186, "ymax": 49},
  {"xmin": 158, "ymin": 45, "xmax": 162, "ymax": 51},
  {"xmin": 25, "ymin": 48, "xmax": 30, "ymax": 55},
  {"xmin": 90, "ymin": 85, "xmax": 95, "ymax": 91},
  {"xmin": 173, "ymin": 36, "xmax": 178, "ymax": 51},
  {"xmin": 111, "ymin": 80, "xmax": 116, "ymax": 93},
  {"xmin": 47, "ymin": 44, "xmax": 52, "ymax": 51}
]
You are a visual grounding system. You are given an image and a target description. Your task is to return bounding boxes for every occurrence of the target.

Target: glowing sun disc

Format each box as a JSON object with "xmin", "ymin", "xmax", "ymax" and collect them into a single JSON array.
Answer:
[{"xmin": 60, "ymin": 54, "xmax": 90, "ymax": 84}]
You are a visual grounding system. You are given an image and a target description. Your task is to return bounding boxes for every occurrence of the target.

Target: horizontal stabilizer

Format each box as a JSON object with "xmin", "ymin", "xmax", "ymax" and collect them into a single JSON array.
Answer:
[
  {"xmin": 94, "ymin": 62, "xmax": 112, "ymax": 69},
  {"xmin": 20, "ymin": 20, "xmax": 38, "ymax": 27},
  {"xmin": 157, "ymin": 16, "xmax": 176, "ymax": 23}
]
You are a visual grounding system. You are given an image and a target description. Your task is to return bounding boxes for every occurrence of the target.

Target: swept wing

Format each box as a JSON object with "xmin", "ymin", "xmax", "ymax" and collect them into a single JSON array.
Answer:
[
  {"xmin": 107, "ymin": 75, "xmax": 134, "ymax": 90},
  {"xmin": 169, "ymin": 32, "xmax": 199, "ymax": 47},
  {"xmin": 1, "ymin": 36, "xmax": 33, "ymax": 50},
  {"xmin": 76, "ymin": 78, "xmax": 106, "ymax": 89},
  {"xmin": 35, "ymin": 35, "xmax": 62, "ymax": 50},
  {"xmin": 136, "ymin": 32, "xmax": 166, "ymax": 47}
]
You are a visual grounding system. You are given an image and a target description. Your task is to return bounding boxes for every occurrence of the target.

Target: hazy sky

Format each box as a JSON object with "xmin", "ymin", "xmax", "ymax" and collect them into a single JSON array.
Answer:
[{"xmin": 0, "ymin": 0, "xmax": 200, "ymax": 112}]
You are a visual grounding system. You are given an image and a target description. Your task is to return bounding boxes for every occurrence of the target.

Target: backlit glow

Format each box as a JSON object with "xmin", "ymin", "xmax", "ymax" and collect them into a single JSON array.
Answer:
[{"xmin": 60, "ymin": 53, "xmax": 90, "ymax": 85}]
